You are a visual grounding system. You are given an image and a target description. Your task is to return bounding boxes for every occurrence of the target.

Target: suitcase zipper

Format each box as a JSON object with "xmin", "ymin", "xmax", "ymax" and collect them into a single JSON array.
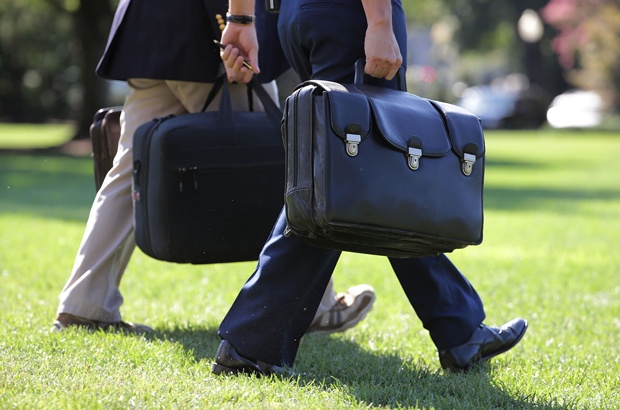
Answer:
[
  {"xmin": 139, "ymin": 115, "xmax": 175, "ymax": 252},
  {"xmin": 177, "ymin": 161, "xmax": 284, "ymax": 193},
  {"xmin": 292, "ymin": 93, "xmax": 299, "ymax": 187}
]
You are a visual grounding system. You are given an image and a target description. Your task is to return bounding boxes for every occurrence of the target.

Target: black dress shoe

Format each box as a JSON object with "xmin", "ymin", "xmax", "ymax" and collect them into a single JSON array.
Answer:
[
  {"xmin": 438, "ymin": 318, "xmax": 528, "ymax": 371},
  {"xmin": 211, "ymin": 340, "xmax": 284, "ymax": 376}
]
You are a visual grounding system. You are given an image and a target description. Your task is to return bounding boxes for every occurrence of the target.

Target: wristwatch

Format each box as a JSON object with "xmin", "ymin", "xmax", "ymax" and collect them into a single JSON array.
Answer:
[{"xmin": 225, "ymin": 14, "xmax": 256, "ymax": 25}]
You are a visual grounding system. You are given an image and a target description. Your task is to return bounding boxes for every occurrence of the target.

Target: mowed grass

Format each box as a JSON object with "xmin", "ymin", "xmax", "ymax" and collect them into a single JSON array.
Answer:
[
  {"xmin": 1, "ymin": 129, "xmax": 619, "ymax": 409},
  {"xmin": 0, "ymin": 123, "xmax": 75, "ymax": 149}
]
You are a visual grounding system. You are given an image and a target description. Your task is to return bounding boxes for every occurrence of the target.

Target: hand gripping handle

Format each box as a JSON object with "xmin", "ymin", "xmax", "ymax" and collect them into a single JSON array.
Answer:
[{"xmin": 353, "ymin": 58, "xmax": 407, "ymax": 92}]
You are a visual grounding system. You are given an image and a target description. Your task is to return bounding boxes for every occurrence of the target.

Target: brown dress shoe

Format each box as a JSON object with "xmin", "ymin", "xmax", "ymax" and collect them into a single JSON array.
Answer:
[{"xmin": 50, "ymin": 313, "xmax": 153, "ymax": 334}]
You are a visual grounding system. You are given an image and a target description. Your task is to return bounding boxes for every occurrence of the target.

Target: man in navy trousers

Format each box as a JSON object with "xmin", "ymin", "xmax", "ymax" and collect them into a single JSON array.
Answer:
[{"xmin": 213, "ymin": 0, "xmax": 528, "ymax": 373}]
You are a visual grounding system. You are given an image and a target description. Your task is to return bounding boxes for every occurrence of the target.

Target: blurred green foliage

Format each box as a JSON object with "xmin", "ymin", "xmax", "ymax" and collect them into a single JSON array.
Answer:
[
  {"xmin": 0, "ymin": 0, "xmax": 77, "ymax": 123},
  {"xmin": 0, "ymin": 0, "xmax": 115, "ymax": 139},
  {"xmin": 0, "ymin": 0, "xmax": 617, "ymax": 135}
]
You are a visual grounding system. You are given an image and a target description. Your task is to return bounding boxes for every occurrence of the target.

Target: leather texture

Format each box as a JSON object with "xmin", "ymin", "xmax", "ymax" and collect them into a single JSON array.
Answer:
[
  {"xmin": 438, "ymin": 318, "xmax": 528, "ymax": 371},
  {"xmin": 283, "ymin": 79, "xmax": 486, "ymax": 258},
  {"xmin": 132, "ymin": 78, "xmax": 285, "ymax": 264},
  {"xmin": 211, "ymin": 340, "xmax": 283, "ymax": 376},
  {"xmin": 90, "ymin": 106, "xmax": 123, "ymax": 191}
]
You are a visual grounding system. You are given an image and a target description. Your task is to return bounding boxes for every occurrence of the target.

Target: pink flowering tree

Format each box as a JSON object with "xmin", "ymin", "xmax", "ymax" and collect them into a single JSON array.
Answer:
[{"xmin": 542, "ymin": 0, "xmax": 620, "ymax": 112}]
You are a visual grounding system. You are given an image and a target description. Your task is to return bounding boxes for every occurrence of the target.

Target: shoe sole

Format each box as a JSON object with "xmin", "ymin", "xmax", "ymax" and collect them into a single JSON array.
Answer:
[
  {"xmin": 211, "ymin": 363, "xmax": 237, "ymax": 375},
  {"xmin": 477, "ymin": 319, "xmax": 529, "ymax": 366},
  {"xmin": 308, "ymin": 292, "xmax": 376, "ymax": 335},
  {"xmin": 211, "ymin": 362, "xmax": 286, "ymax": 377},
  {"xmin": 50, "ymin": 321, "xmax": 66, "ymax": 333}
]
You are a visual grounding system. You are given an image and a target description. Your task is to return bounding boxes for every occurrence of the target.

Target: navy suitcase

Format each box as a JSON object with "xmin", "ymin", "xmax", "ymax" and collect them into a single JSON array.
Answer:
[{"xmin": 132, "ymin": 79, "xmax": 284, "ymax": 264}]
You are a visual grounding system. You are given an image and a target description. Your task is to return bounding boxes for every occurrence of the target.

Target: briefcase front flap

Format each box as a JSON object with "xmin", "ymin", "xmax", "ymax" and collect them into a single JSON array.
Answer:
[
  {"xmin": 327, "ymin": 85, "xmax": 451, "ymax": 158},
  {"xmin": 429, "ymin": 100, "xmax": 486, "ymax": 160},
  {"xmin": 325, "ymin": 90, "xmax": 372, "ymax": 141},
  {"xmin": 365, "ymin": 88, "xmax": 451, "ymax": 157}
]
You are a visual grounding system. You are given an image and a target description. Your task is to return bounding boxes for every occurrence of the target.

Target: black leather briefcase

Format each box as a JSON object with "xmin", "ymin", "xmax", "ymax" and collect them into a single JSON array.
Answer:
[
  {"xmin": 283, "ymin": 61, "xmax": 485, "ymax": 258},
  {"xmin": 132, "ymin": 78, "xmax": 284, "ymax": 264},
  {"xmin": 90, "ymin": 106, "xmax": 123, "ymax": 191}
]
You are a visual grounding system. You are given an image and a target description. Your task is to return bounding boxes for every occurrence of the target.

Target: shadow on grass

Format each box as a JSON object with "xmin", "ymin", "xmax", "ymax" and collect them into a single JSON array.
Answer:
[
  {"xmin": 294, "ymin": 336, "xmax": 573, "ymax": 409},
  {"xmin": 0, "ymin": 152, "xmax": 95, "ymax": 221},
  {"xmin": 150, "ymin": 324, "xmax": 222, "ymax": 363},
  {"xmin": 485, "ymin": 159, "xmax": 549, "ymax": 169},
  {"xmin": 2, "ymin": 152, "xmax": 619, "ymax": 224},
  {"xmin": 153, "ymin": 325, "xmax": 572, "ymax": 409}
]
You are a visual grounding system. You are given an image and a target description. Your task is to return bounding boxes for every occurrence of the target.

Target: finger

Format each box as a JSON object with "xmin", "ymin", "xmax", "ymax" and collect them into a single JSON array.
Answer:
[
  {"xmin": 232, "ymin": 55, "xmax": 247, "ymax": 72},
  {"xmin": 220, "ymin": 44, "xmax": 232, "ymax": 63},
  {"xmin": 247, "ymin": 47, "xmax": 260, "ymax": 74},
  {"xmin": 227, "ymin": 56, "xmax": 251, "ymax": 83},
  {"xmin": 225, "ymin": 47, "xmax": 240, "ymax": 69},
  {"xmin": 367, "ymin": 62, "xmax": 389, "ymax": 79},
  {"xmin": 385, "ymin": 64, "xmax": 400, "ymax": 81},
  {"xmin": 364, "ymin": 61, "xmax": 377, "ymax": 78},
  {"xmin": 225, "ymin": 67, "xmax": 235, "ymax": 83}
]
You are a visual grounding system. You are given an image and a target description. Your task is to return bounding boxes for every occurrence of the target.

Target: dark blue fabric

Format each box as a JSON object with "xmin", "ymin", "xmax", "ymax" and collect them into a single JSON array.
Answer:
[
  {"xmin": 96, "ymin": 0, "xmax": 289, "ymax": 83},
  {"xmin": 218, "ymin": 0, "xmax": 486, "ymax": 367}
]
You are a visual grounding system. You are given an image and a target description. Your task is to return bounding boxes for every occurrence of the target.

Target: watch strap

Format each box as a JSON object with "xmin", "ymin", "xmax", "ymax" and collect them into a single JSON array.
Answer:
[{"xmin": 225, "ymin": 14, "xmax": 256, "ymax": 25}]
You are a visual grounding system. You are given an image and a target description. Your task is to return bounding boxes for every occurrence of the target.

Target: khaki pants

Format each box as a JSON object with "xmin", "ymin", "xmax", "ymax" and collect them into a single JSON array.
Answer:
[{"xmin": 57, "ymin": 79, "xmax": 336, "ymax": 322}]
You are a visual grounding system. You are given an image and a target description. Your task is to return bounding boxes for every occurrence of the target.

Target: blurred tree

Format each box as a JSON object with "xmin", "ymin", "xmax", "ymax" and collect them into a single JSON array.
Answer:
[
  {"xmin": 44, "ymin": 0, "xmax": 116, "ymax": 139},
  {"xmin": 542, "ymin": 0, "xmax": 620, "ymax": 113},
  {"xmin": 401, "ymin": 1, "xmax": 450, "ymax": 25},
  {"xmin": 0, "ymin": 0, "xmax": 115, "ymax": 139},
  {"xmin": 445, "ymin": 0, "xmax": 567, "ymax": 95},
  {"xmin": 402, "ymin": 0, "xmax": 568, "ymax": 109},
  {"xmin": 0, "ymin": 0, "xmax": 75, "ymax": 123}
]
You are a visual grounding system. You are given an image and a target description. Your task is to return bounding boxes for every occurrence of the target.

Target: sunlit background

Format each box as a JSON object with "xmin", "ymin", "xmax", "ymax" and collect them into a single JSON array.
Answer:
[{"xmin": 1, "ymin": 0, "xmax": 619, "ymax": 142}]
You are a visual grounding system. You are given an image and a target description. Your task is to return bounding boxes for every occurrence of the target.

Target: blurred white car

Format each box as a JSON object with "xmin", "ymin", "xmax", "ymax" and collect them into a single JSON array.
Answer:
[
  {"xmin": 456, "ymin": 85, "xmax": 548, "ymax": 129},
  {"xmin": 546, "ymin": 90, "xmax": 603, "ymax": 128}
]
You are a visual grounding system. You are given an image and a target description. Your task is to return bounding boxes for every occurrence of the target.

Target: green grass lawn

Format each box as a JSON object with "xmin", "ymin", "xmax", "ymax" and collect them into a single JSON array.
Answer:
[
  {"xmin": 1, "ymin": 129, "xmax": 619, "ymax": 409},
  {"xmin": 0, "ymin": 123, "xmax": 75, "ymax": 149}
]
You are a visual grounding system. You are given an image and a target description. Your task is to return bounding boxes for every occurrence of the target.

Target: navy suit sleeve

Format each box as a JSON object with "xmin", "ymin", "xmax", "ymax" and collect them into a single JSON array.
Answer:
[{"xmin": 255, "ymin": 1, "xmax": 291, "ymax": 82}]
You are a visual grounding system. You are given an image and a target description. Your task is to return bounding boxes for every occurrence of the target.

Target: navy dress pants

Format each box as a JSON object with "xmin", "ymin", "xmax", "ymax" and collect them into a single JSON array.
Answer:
[{"xmin": 218, "ymin": 0, "xmax": 486, "ymax": 367}]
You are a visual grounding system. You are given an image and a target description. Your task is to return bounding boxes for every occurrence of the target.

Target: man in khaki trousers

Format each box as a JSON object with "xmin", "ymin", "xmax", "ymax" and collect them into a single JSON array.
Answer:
[{"xmin": 51, "ymin": 0, "xmax": 375, "ymax": 334}]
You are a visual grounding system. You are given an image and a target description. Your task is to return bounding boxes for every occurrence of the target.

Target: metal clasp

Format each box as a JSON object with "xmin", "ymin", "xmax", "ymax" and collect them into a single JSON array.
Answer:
[
  {"xmin": 407, "ymin": 147, "xmax": 422, "ymax": 170},
  {"xmin": 461, "ymin": 153, "xmax": 476, "ymax": 176},
  {"xmin": 345, "ymin": 134, "xmax": 362, "ymax": 157}
]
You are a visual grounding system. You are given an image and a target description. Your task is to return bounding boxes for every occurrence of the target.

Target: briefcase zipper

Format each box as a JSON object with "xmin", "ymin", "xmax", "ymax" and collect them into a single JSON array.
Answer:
[{"xmin": 177, "ymin": 161, "xmax": 284, "ymax": 193}]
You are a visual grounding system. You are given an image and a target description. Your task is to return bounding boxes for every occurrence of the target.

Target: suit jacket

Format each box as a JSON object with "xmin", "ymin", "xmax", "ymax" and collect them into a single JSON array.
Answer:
[{"xmin": 96, "ymin": 0, "xmax": 289, "ymax": 83}]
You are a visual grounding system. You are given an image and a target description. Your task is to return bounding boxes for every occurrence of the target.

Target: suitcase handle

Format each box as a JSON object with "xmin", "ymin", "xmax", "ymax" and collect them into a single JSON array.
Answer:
[
  {"xmin": 353, "ymin": 59, "xmax": 407, "ymax": 92},
  {"xmin": 215, "ymin": 75, "xmax": 283, "ymax": 146}
]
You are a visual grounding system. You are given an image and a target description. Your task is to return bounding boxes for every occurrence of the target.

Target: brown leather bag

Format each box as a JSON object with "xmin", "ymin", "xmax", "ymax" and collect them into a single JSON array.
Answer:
[{"xmin": 89, "ymin": 106, "xmax": 122, "ymax": 191}]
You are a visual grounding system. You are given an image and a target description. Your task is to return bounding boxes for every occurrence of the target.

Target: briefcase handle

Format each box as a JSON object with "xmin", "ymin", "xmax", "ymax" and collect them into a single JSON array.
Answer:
[{"xmin": 353, "ymin": 59, "xmax": 407, "ymax": 92}]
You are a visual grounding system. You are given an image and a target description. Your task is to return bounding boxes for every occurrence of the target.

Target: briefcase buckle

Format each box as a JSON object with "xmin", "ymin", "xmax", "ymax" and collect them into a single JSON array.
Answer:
[
  {"xmin": 407, "ymin": 147, "xmax": 422, "ymax": 170},
  {"xmin": 345, "ymin": 134, "xmax": 362, "ymax": 157},
  {"xmin": 461, "ymin": 153, "xmax": 476, "ymax": 176}
]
